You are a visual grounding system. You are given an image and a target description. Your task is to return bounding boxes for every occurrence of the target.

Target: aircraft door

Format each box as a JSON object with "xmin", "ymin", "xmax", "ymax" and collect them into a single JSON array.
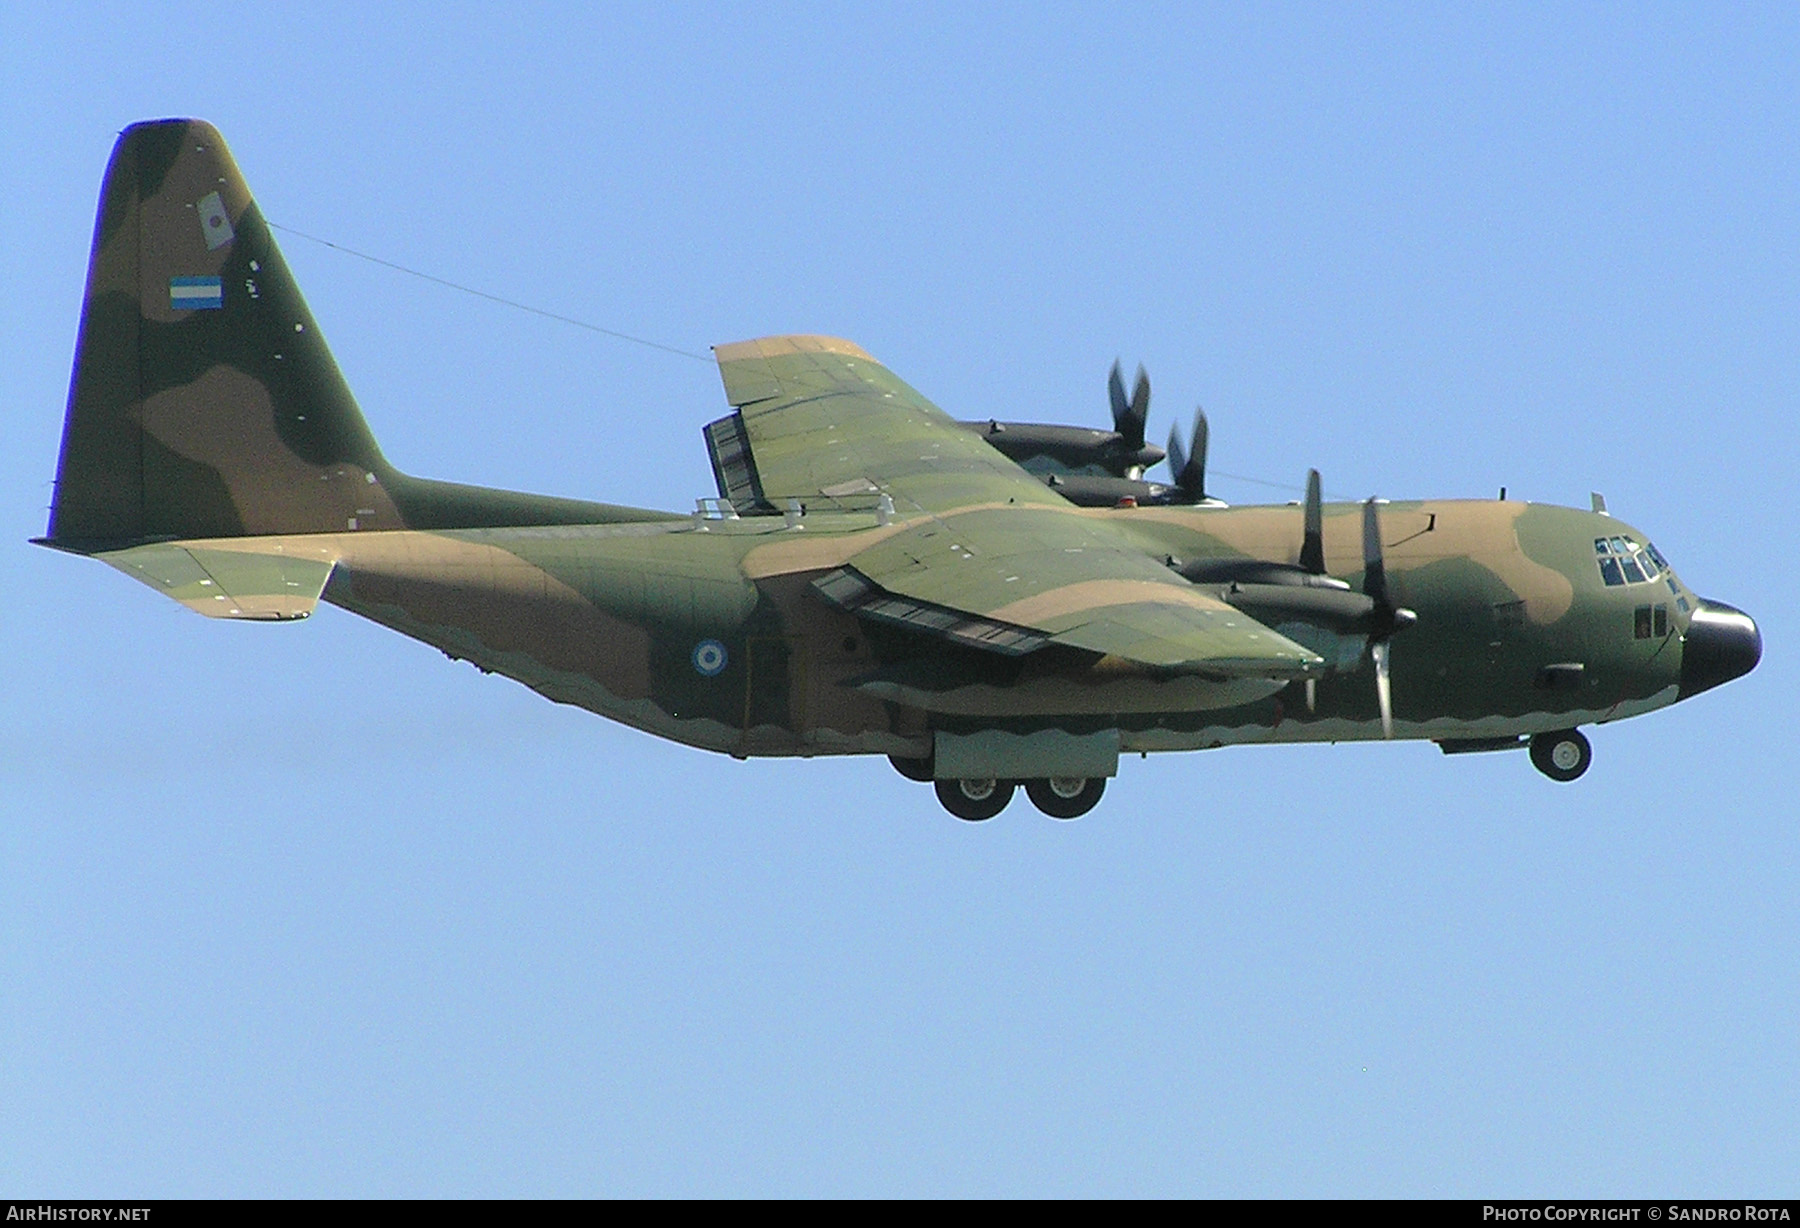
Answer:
[{"xmin": 741, "ymin": 635, "xmax": 809, "ymax": 746}]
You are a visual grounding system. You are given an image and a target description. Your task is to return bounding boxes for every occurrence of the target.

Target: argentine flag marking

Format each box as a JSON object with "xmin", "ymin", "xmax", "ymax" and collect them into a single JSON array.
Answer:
[{"xmin": 170, "ymin": 276, "xmax": 224, "ymax": 310}]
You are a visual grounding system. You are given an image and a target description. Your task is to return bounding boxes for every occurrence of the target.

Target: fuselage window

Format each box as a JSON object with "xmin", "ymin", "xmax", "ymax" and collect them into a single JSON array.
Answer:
[
  {"xmin": 1635, "ymin": 605, "xmax": 1653, "ymax": 639},
  {"xmin": 1599, "ymin": 556, "xmax": 1625, "ymax": 586},
  {"xmin": 1619, "ymin": 554, "xmax": 1646, "ymax": 583},
  {"xmin": 1654, "ymin": 605, "xmax": 1669, "ymax": 637}
]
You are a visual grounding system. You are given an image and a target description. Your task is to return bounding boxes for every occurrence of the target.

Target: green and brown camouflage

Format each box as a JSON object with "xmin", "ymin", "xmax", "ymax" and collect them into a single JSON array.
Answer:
[{"xmin": 38, "ymin": 120, "xmax": 1761, "ymax": 818}]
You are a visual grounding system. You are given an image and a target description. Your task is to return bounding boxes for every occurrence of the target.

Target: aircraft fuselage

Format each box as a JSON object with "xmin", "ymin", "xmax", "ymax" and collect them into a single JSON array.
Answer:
[{"xmin": 216, "ymin": 495, "xmax": 1742, "ymax": 762}]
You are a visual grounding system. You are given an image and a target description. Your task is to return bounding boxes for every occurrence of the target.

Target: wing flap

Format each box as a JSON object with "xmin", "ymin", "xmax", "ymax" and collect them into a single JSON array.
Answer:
[{"xmin": 812, "ymin": 567, "xmax": 1050, "ymax": 655}]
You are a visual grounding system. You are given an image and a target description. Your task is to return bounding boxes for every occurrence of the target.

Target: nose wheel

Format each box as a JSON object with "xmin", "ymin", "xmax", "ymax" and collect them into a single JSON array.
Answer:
[{"xmin": 1529, "ymin": 729, "xmax": 1592, "ymax": 782}]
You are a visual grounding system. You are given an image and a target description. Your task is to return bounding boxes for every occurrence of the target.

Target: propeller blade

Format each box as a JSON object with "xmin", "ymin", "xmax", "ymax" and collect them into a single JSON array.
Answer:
[
  {"xmin": 1108, "ymin": 361, "xmax": 1128, "ymax": 434},
  {"xmin": 1299, "ymin": 469, "xmax": 1325, "ymax": 575},
  {"xmin": 1166, "ymin": 408, "xmax": 1208, "ymax": 500},
  {"xmin": 1359, "ymin": 497, "xmax": 1416, "ymax": 735},
  {"xmin": 1372, "ymin": 639, "xmax": 1394, "ymax": 738},
  {"xmin": 1124, "ymin": 366, "xmax": 1151, "ymax": 451},
  {"xmin": 1361, "ymin": 497, "xmax": 1388, "ymax": 607},
  {"xmin": 1188, "ymin": 408, "xmax": 1208, "ymax": 497}
]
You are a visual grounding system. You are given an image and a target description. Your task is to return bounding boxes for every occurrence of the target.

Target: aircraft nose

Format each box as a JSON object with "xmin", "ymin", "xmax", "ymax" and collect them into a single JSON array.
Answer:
[{"xmin": 1678, "ymin": 599, "xmax": 1762, "ymax": 699}]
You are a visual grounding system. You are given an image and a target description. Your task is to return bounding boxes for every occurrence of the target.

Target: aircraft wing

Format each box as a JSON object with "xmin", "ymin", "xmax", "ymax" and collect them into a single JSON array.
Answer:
[
  {"xmin": 820, "ymin": 505, "xmax": 1324, "ymax": 677},
  {"xmin": 710, "ymin": 335, "xmax": 1067, "ymax": 515},
  {"xmin": 708, "ymin": 336, "xmax": 1323, "ymax": 678}
]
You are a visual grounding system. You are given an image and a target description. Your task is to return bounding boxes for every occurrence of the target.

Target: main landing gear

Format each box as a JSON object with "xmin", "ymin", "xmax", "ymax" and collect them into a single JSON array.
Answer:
[
  {"xmin": 932, "ymin": 776, "xmax": 1107, "ymax": 821},
  {"xmin": 934, "ymin": 777, "xmax": 1015, "ymax": 821},
  {"xmin": 895, "ymin": 757, "xmax": 1107, "ymax": 820},
  {"xmin": 1025, "ymin": 776, "xmax": 1107, "ymax": 820},
  {"xmin": 1529, "ymin": 728, "xmax": 1592, "ymax": 782}
]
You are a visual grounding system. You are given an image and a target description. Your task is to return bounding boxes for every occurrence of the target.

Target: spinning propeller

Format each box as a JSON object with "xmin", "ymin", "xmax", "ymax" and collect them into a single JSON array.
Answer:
[
  {"xmin": 1199, "ymin": 470, "xmax": 1417, "ymax": 734},
  {"xmin": 1107, "ymin": 361, "xmax": 1152, "ymax": 470},
  {"xmin": 1358, "ymin": 495, "xmax": 1418, "ymax": 737},
  {"xmin": 1165, "ymin": 409, "xmax": 1211, "ymax": 504}
]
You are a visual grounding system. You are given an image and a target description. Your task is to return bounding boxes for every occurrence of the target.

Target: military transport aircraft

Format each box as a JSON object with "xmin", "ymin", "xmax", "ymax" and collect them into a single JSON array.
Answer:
[{"xmin": 37, "ymin": 120, "xmax": 1761, "ymax": 820}]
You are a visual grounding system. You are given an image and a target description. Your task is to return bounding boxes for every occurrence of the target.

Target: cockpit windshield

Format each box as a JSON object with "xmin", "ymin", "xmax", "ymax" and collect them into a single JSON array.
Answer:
[{"xmin": 1594, "ymin": 535, "xmax": 1670, "ymax": 589}]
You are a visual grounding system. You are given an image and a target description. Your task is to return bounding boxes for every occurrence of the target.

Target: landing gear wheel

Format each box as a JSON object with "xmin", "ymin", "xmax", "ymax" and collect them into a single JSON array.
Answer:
[
  {"xmin": 1530, "ymin": 729, "xmax": 1592, "ymax": 782},
  {"xmin": 935, "ymin": 777, "xmax": 1015, "ymax": 821},
  {"xmin": 889, "ymin": 753, "xmax": 934, "ymax": 783},
  {"xmin": 1025, "ymin": 776, "xmax": 1106, "ymax": 819}
]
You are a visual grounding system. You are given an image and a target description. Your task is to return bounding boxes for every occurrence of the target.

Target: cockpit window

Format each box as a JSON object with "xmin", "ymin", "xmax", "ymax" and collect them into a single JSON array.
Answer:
[{"xmin": 1595, "ymin": 535, "xmax": 1667, "ymax": 587}]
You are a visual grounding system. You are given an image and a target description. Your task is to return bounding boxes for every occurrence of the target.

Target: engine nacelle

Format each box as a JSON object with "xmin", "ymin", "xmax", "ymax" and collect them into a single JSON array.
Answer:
[{"xmin": 958, "ymin": 420, "xmax": 1165, "ymax": 478}]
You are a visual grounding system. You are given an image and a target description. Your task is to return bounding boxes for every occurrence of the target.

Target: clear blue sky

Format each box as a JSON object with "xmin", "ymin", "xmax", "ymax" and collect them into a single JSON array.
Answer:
[{"xmin": 2, "ymin": 3, "xmax": 1794, "ymax": 1196}]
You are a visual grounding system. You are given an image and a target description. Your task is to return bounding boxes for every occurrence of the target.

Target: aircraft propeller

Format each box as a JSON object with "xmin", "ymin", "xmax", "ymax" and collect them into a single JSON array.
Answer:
[
  {"xmin": 1300, "ymin": 469, "xmax": 1325, "ymax": 575},
  {"xmin": 1164, "ymin": 409, "xmax": 1210, "ymax": 504},
  {"xmin": 1108, "ymin": 361, "xmax": 1152, "ymax": 475},
  {"xmin": 1185, "ymin": 469, "xmax": 1414, "ymax": 734},
  {"xmin": 1360, "ymin": 496, "xmax": 1418, "ymax": 737}
]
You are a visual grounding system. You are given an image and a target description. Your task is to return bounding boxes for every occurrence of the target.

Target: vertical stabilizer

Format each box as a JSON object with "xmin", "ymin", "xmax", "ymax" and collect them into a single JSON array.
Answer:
[{"xmin": 48, "ymin": 119, "xmax": 393, "ymax": 547}]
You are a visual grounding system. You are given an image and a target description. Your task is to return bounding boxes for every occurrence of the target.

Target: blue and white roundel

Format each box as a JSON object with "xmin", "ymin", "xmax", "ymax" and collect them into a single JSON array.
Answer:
[{"xmin": 691, "ymin": 639, "xmax": 728, "ymax": 677}]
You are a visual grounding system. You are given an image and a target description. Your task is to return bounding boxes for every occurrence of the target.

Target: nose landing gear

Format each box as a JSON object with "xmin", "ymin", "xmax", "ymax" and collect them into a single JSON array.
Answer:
[{"xmin": 1529, "ymin": 729, "xmax": 1592, "ymax": 782}]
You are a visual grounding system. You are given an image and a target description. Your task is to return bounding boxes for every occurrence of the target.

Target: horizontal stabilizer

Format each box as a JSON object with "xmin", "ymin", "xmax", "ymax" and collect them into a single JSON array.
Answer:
[{"xmin": 97, "ymin": 543, "xmax": 334, "ymax": 620}]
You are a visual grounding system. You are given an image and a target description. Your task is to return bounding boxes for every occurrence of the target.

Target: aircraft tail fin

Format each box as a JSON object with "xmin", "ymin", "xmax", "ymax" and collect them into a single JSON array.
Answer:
[
  {"xmin": 45, "ymin": 119, "xmax": 687, "ymax": 554},
  {"xmin": 47, "ymin": 119, "xmax": 394, "ymax": 548}
]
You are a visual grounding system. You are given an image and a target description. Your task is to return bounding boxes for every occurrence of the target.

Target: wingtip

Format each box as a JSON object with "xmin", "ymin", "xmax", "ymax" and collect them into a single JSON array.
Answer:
[{"xmin": 713, "ymin": 335, "xmax": 876, "ymax": 364}]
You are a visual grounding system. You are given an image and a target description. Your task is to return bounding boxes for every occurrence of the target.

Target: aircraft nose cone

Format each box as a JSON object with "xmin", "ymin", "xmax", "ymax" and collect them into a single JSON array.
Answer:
[{"xmin": 1679, "ymin": 599, "xmax": 1762, "ymax": 699}]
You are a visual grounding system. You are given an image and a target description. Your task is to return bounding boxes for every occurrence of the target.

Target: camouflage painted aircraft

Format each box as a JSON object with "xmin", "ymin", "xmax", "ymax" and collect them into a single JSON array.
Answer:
[{"xmin": 38, "ymin": 120, "xmax": 1762, "ymax": 820}]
